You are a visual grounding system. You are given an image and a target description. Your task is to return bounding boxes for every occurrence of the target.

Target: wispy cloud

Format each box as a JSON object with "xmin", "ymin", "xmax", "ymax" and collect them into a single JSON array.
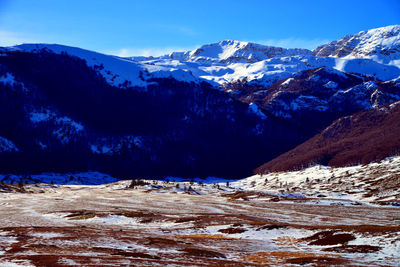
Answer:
[
  {"xmin": 0, "ymin": 30, "xmax": 38, "ymax": 46},
  {"xmin": 106, "ymin": 46, "xmax": 198, "ymax": 57},
  {"xmin": 171, "ymin": 25, "xmax": 199, "ymax": 36},
  {"xmin": 254, "ymin": 38, "xmax": 330, "ymax": 50},
  {"xmin": 151, "ymin": 24, "xmax": 199, "ymax": 37}
]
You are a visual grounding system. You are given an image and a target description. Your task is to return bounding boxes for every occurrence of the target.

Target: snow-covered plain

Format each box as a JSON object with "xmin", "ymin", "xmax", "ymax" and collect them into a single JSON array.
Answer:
[
  {"xmin": 233, "ymin": 155, "xmax": 400, "ymax": 206},
  {"xmin": 1, "ymin": 155, "xmax": 399, "ymax": 204},
  {"xmin": 1, "ymin": 163, "xmax": 399, "ymax": 266}
]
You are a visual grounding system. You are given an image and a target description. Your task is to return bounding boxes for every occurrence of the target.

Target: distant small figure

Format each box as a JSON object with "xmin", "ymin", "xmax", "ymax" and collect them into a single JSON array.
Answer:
[{"xmin": 128, "ymin": 179, "xmax": 136, "ymax": 189}]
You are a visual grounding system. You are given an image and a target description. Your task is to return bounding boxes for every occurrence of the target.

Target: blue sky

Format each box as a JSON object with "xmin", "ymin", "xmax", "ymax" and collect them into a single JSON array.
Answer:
[{"xmin": 0, "ymin": 0, "xmax": 399, "ymax": 56}]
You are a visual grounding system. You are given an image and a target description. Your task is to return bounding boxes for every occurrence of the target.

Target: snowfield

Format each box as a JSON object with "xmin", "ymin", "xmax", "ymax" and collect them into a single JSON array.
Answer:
[{"xmin": 234, "ymin": 155, "xmax": 400, "ymax": 206}]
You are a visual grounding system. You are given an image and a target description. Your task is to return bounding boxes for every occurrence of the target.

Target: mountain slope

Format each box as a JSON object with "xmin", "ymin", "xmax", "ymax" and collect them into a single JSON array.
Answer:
[
  {"xmin": 6, "ymin": 44, "xmax": 199, "ymax": 88},
  {"xmin": 255, "ymin": 101, "xmax": 400, "ymax": 173},
  {"xmin": 0, "ymin": 49, "xmax": 306, "ymax": 178},
  {"xmin": 313, "ymin": 25, "xmax": 400, "ymax": 64},
  {"xmin": 225, "ymin": 66, "xmax": 400, "ymax": 135}
]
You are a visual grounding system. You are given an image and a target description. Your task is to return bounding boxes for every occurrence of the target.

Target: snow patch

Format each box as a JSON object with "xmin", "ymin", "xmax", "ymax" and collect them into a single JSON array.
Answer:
[
  {"xmin": 30, "ymin": 232, "xmax": 64, "ymax": 239},
  {"xmin": 281, "ymin": 77, "xmax": 293, "ymax": 86},
  {"xmin": 0, "ymin": 136, "xmax": 18, "ymax": 152},
  {"xmin": 0, "ymin": 73, "xmax": 16, "ymax": 86},
  {"xmin": 290, "ymin": 96, "xmax": 328, "ymax": 111},
  {"xmin": 56, "ymin": 117, "xmax": 84, "ymax": 131},
  {"xmin": 30, "ymin": 110, "xmax": 83, "ymax": 133},
  {"xmin": 323, "ymin": 81, "xmax": 338, "ymax": 88},
  {"xmin": 248, "ymin": 103, "xmax": 267, "ymax": 119},
  {"xmin": 30, "ymin": 110, "xmax": 55, "ymax": 123},
  {"xmin": 0, "ymin": 72, "xmax": 28, "ymax": 91}
]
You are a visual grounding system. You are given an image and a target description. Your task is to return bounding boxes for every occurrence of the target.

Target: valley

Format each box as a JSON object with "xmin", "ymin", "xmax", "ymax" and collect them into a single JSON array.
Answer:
[{"xmin": 1, "ymin": 181, "xmax": 400, "ymax": 266}]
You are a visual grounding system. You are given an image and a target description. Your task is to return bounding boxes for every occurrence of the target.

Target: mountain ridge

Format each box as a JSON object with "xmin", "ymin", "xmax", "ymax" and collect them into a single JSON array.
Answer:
[
  {"xmin": 313, "ymin": 25, "xmax": 400, "ymax": 64},
  {"xmin": 5, "ymin": 25, "xmax": 400, "ymax": 89}
]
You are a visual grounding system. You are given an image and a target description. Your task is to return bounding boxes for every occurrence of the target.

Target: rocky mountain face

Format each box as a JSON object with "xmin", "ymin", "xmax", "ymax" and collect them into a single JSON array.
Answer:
[
  {"xmin": 132, "ymin": 40, "xmax": 312, "ymax": 64},
  {"xmin": 1, "ymin": 25, "xmax": 400, "ymax": 178},
  {"xmin": 313, "ymin": 25, "xmax": 400, "ymax": 63},
  {"xmin": 184, "ymin": 40, "xmax": 312, "ymax": 63},
  {"xmin": 225, "ymin": 66, "xmax": 400, "ymax": 135}
]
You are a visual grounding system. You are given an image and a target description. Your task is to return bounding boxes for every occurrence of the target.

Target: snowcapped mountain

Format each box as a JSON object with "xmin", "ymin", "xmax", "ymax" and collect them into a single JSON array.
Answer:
[
  {"xmin": 129, "ymin": 27, "xmax": 400, "ymax": 86},
  {"xmin": 130, "ymin": 40, "xmax": 317, "ymax": 86},
  {"xmin": 313, "ymin": 25, "xmax": 400, "ymax": 64},
  {"xmin": 6, "ymin": 26, "xmax": 400, "ymax": 90},
  {"xmin": 174, "ymin": 40, "xmax": 311, "ymax": 63}
]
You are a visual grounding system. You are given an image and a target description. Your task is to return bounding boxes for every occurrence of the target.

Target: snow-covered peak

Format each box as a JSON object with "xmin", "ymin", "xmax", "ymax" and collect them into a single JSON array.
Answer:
[
  {"xmin": 189, "ymin": 40, "xmax": 248, "ymax": 60},
  {"xmin": 5, "ymin": 43, "xmax": 200, "ymax": 88},
  {"xmin": 313, "ymin": 25, "xmax": 400, "ymax": 64},
  {"xmin": 188, "ymin": 40, "xmax": 311, "ymax": 63}
]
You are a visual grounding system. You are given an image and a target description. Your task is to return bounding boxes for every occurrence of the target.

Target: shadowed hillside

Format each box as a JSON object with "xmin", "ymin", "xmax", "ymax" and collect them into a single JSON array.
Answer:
[
  {"xmin": 0, "ymin": 50, "xmax": 305, "ymax": 178},
  {"xmin": 256, "ymin": 101, "xmax": 400, "ymax": 173}
]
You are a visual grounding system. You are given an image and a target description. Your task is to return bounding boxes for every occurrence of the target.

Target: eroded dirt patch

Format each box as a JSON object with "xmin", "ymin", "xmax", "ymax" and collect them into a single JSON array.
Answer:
[
  {"xmin": 323, "ymin": 245, "xmax": 381, "ymax": 253},
  {"xmin": 304, "ymin": 230, "xmax": 356, "ymax": 246}
]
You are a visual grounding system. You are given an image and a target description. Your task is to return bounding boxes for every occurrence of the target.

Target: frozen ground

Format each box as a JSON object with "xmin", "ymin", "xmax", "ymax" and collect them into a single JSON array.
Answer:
[
  {"xmin": 1, "ymin": 161, "xmax": 400, "ymax": 266},
  {"xmin": 235, "ymin": 156, "xmax": 400, "ymax": 206}
]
